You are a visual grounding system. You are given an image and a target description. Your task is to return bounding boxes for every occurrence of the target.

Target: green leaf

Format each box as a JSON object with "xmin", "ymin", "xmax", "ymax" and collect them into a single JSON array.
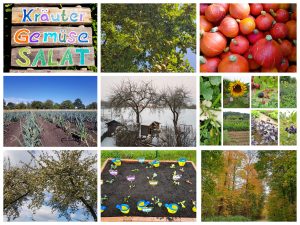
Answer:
[
  {"xmin": 209, "ymin": 76, "xmax": 221, "ymax": 86},
  {"xmin": 201, "ymin": 81, "xmax": 213, "ymax": 101}
]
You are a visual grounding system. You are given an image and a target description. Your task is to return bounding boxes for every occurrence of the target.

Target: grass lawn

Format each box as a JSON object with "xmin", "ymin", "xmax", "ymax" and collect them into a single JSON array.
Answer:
[{"xmin": 101, "ymin": 150, "xmax": 196, "ymax": 165}]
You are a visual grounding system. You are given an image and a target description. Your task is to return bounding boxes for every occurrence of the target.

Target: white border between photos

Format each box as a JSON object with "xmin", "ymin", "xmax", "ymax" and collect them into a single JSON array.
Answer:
[{"xmin": 0, "ymin": 0, "xmax": 298, "ymax": 225}]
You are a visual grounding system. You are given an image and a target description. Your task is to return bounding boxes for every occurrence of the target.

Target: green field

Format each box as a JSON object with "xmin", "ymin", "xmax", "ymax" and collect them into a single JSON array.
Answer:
[{"xmin": 101, "ymin": 150, "xmax": 196, "ymax": 165}]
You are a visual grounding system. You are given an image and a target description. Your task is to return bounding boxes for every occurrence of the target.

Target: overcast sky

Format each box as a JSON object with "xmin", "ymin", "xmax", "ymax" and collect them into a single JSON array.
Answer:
[
  {"xmin": 223, "ymin": 75, "xmax": 250, "ymax": 83},
  {"xmin": 3, "ymin": 150, "xmax": 97, "ymax": 222},
  {"xmin": 4, "ymin": 150, "xmax": 97, "ymax": 166},
  {"xmin": 101, "ymin": 76, "xmax": 196, "ymax": 102}
]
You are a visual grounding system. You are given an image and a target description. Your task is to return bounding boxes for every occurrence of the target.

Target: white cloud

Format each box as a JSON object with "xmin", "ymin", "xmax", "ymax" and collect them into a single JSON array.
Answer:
[
  {"xmin": 4, "ymin": 200, "xmax": 57, "ymax": 222},
  {"xmin": 4, "ymin": 150, "xmax": 32, "ymax": 166},
  {"xmin": 4, "ymin": 150, "xmax": 97, "ymax": 167},
  {"xmin": 224, "ymin": 75, "xmax": 250, "ymax": 83},
  {"xmin": 4, "ymin": 97, "xmax": 33, "ymax": 104}
]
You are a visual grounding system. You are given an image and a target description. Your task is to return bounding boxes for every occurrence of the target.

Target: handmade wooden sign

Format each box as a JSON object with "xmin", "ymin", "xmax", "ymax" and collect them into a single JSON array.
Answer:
[
  {"xmin": 11, "ymin": 26, "xmax": 93, "ymax": 47},
  {"xmin": 12, "ymin": 7, "xmax": 92, "ymax": 25},
  {"xmin": 10, "ymin": 4, "xmax": 95, "ymax": 71},
  {"xmin": 11, "ymin": 47, "xmax": 95, "ymax": 67}
]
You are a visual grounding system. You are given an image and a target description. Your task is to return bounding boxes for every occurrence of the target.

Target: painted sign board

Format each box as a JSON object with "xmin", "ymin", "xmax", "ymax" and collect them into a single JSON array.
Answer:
[
  {"xmin": 11, "ymin": 26, "xmax": 93, "ymax": 47},
  {"xmin": 12, "ymin": 7, "xmax": 92, "ymax": 25},
  {"xmin": 11, "ymin": 47, "xmax": 95, "ymax": 67}
]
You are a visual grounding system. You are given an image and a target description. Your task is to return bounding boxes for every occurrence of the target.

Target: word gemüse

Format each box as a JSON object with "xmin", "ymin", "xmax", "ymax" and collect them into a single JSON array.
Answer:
[{"xmin": 13, "ymin": 28, "xmax": 90, "ymax": 45}]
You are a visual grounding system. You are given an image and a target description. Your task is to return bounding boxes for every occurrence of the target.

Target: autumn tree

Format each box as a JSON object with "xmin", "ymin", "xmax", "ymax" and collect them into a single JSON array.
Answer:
[
  {"xmin": 159, "ymin": 86, "xmax": 190, "ymax": 146},
  {"xmin": 201, "ymin": 150, "xmax": 223, "ymax": 218},
  {"xmin": 101, "ymin": 4, "xmax": 196, "ymax": 72},
  {"xmin": 202, "ymin": 150, "xmax": 264, "ymax": 221},
  {"xmin": 4, "ymin": 151, "xmax": 97, "ymax": 221},
  {"xmin": 109, "ymin": 80, "xmax": 156, "ymax": 124},
  {"xmin": 256, "ymin": 150, "xmax": 296, "ymax": 221}
]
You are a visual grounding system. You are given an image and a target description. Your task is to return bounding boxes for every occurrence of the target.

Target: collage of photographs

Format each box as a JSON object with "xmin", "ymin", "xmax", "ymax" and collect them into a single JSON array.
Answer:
[{"xmin": 0, "ymin": 1, "xmax": 298, "ymax": 224}]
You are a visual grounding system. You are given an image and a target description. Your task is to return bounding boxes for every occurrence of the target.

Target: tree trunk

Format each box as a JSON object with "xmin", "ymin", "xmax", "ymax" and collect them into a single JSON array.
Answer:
[
  {"xmin": 4, "ymin": 190, "xmax": 30, "ymax": 209},
  {"xmin": 136, "ymin": 111, "xmax": 140, "ymax": 124},
  {"xmin": 80, "ymin": 197, "xmax": 97, "ymax": 221},
  {"xmin": 173, "ymin": 111, "xmax": 182, "ymax": 146}
]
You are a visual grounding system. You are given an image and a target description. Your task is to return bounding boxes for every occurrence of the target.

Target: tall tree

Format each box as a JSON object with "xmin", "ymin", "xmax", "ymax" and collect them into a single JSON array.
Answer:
[
  {"xmin": 160, "ymin": 86, "xmax": 190, "ymax": 146},
  {"xmin": 15, "ymin": 102, "xmax": 27, "ymax": 109},
  {"xmin": 4, "ymin": 151, "xmax": 97, "ymax": 221},
  {"xmin": 110, "ymin": 80, "xmax": 156, "ymax": 124},
  {"xmin": 86, "ymin": 102, "xmax": 97, "ymax": 109},
  {"xmin": 202, "ymin": 150, "xmax": 265, "ymax": 221},
  {"xmin": 31, "ymin": 101, "xmax": 43, "ymax": 109},
  {"xmin": 60, "ymin": 100, "xmax": 75, "ymax": 109},
  {"xmin": 201, "ymin": 151, "xmax": 224, "ymax": 218},
  {"xmin": 73, "ymin": 98, "xmax": 85, "ymax": 109},
  {"xmin": 256, "ymin": 150, "xmax": 296, "ymax": 221},
  {"xmin": 6, "ymin": 102, "xmax": 16, "ymax": 110},
  {"xmin": 101, "ymin": 4, "xmax": 196, "ymax": 72},
  {"xmin": 43, "ymin": 100, "xmax": 54, "ymax": 109}
]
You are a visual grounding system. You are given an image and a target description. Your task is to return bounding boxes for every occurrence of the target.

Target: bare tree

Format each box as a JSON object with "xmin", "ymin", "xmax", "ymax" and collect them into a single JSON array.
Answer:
[
  {"xmin": 110, "ymin": 80, "xmax": 156, "ymax": 124},
  {"xmin": 159, "ymin": 86, "xmax": 190, "ymax": 146}
]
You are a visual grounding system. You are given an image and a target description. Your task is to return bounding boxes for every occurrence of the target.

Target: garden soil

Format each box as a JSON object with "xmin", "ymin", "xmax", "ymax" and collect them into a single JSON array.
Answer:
[
  {"xmin": 4, "ymin": 120, "xmax": 23, "ymax": 146},
  {"xmin": 101, "ymin": 161, "xmax": 196, "ymax": 218},
  {"xmin": 4, "ymin": 117, "xmax": 97, "ymax": 147}
]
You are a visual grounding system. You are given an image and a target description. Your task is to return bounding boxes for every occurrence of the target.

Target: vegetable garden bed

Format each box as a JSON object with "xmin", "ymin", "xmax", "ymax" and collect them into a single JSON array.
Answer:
[{"xmin": 101, "ymin": 159, "xmax": 196, "ymax": 222}]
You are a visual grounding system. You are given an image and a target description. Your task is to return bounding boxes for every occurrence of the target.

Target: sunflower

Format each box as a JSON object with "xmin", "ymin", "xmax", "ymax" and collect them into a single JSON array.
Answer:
[{"xmin": 228, "ymin": 80, "xmax": 247, "ymax": 97}]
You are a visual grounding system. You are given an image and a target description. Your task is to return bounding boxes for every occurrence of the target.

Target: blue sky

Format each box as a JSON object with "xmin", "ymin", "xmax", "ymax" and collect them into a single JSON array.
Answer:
[
  {"xmin": 4, "ymin": 76, "xmax": 97, "ymax": 105},
  {"xmin": 184, "ymin": 48, "xmax": 196, "ymax": 70},
  {"xmin": 3, "ymin": 195, "xmax": 94, "ymax": 222}
]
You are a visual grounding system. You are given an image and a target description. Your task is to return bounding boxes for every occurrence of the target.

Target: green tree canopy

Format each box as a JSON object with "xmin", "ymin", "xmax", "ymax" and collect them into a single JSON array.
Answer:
[
  {"xmin": 31, "ymin": 101, "xmax": 43, "ymax": 109},
  {"xmin": 6, "ymin": 102, "xmax": 15, "ymax": 110},
  {"xmin": 101, "ymin": 4, "xmax": 196, "ymax": 72},
  {"xmin": 60, "ymin": 100, "xmax": 75, "ymax": 109},
  {"xmin": 255, "ymin": 150, "xmax": 296, "ymax": 221},
  {"xmin": 15, "ymin": 102, "xmax": 27, "ymax": 109},
  {"xmin": 43, "ymin": 100, "xmax": 54, "ymax": 109},
  {"xmin": 73, "ymin": 98, "xmax": 85, "ymax": 109},
  {"xmin": 86, "ymin": 102, "xmax": 97, "ymax": 109}
]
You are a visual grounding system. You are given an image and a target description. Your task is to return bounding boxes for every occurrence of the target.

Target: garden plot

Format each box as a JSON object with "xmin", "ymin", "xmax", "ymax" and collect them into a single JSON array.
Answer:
[
  {"xmin": 280, "ymin": 76, "xmax": 297, "ymax": 108},
  {"xmin": 101, "ymin": 159, "xmax": 196, "ymax": 222},
  {"xmin": 101, "ymin": 108, "xmax": 196, "ymax": 147},
  {"xmin": 223, "ymin": 111, "xmax": 250, "ymax": 145},
  {"xmin": 101, "ymin": 77, "xmax": 196, "ymax": 147},
  {"xmin": 4, "ymin": 110, "xmax": 97, "ymax": 147},
  {"xmin": 251, "ymin": 76, "xmax": 278, "ymax": 108}
]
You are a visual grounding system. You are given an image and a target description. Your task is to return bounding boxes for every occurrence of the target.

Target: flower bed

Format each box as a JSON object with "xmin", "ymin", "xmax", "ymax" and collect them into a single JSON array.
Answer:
[{"xmin": 101, "ymin": 158, "xmax": 196, "ymax": 222}]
